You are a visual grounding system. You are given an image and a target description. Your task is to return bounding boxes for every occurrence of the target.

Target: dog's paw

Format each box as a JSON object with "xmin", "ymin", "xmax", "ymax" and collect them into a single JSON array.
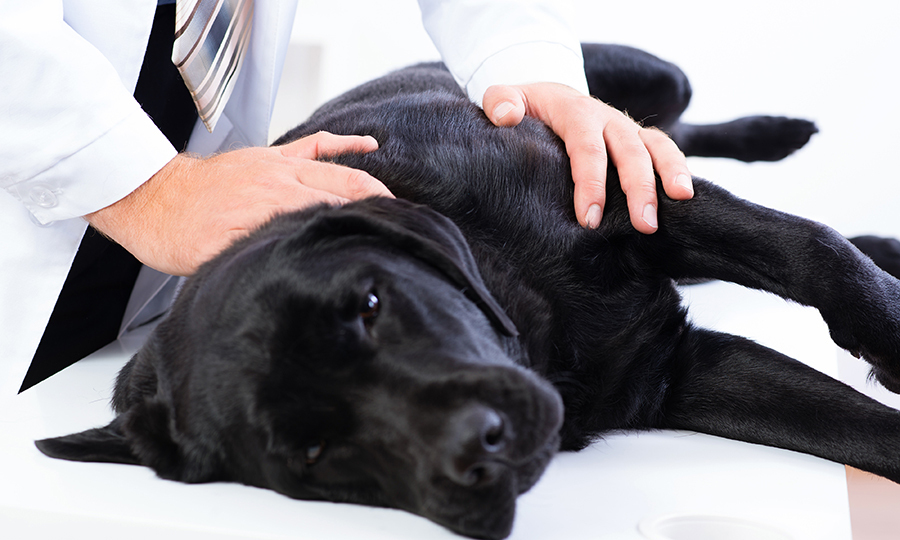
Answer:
[
  {"xmin": 850, "ymin": 235, "xmax": 900, "ymax": 279},
  {"xmin": 827, "ymin": 276, "xmax": 900, "ymax": 394},
  {"xmin": 727, "ymin": 116, "xmax": 819, "ymax": 162},
  {"xmin": 832, "ymin": 332, "xmax": 900, "ymax": 394},
  {"xmin": 839, "ymin": 237, "xmax": 900, "ymax": 393},
  {"xmin": 871, "ymin": 366, "xmax": 900, "ymax": 394}
]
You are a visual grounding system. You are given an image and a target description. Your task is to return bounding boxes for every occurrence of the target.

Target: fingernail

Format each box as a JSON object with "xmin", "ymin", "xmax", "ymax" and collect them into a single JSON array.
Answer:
[
  {"xmin": 585, "ymin": 204, "xmax": 602, "ymax": 229},
  {"xmin": 675, "ymin": 173, "xmax": 693, "ymax": 195},
  {"xmin": 493, "ymin": 101, "xmax": 516, "ymax": 122},
  {"xmin": 642, "ymin": 204, "xmax": 658, "ymax": 230}
]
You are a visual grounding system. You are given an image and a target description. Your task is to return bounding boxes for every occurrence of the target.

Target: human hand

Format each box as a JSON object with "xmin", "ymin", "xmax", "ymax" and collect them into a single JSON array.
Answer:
[
  {"xmin": 87, "ymin": 132, "xmax": 389, "ymax": 276},
  {"xmin": 483, "ymin": 82, "xmax": 694, "ymax": 233}
]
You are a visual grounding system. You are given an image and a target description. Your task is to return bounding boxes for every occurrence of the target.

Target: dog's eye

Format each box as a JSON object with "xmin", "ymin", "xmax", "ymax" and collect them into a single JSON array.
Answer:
[
  {"xmin": 360, "ymin": 292, "xmax": 380, "ymax": 325},
  {"xmin": 305, "ymin": 441, "xmax": 325, "ymax": 465}
]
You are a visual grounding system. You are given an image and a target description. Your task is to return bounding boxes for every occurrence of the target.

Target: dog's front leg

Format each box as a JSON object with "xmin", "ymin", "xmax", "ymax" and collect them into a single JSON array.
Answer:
[
  {"xmin": 641, "ymin": 177, "xmax": 900, "ymax": 390},
  {"xmin": 659, "ymin": 327, "xmax": 900, "ymax": 483}
]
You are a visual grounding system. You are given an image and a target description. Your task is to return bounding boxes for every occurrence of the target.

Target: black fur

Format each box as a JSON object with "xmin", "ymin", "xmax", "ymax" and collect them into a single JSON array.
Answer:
[{"xmin": 37, "ymin": 44, "xmax": 900, "ymax": 540}]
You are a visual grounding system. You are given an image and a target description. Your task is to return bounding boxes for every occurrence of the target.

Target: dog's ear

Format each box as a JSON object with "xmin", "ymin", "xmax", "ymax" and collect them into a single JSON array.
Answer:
[
  {"xmin": 35, "ymin": 345, "xmax": 174, "ymax": 470},
  {"xmin": 35, "ymin": 417, "xmax": 139, "ymax": 465},
  {"xmin": 300, "ymin": 199, "xmax": 518, "ymax": 337},
  {"xmin": 36, "ymin": 394, "xmax": 217, "ymax": 482}
]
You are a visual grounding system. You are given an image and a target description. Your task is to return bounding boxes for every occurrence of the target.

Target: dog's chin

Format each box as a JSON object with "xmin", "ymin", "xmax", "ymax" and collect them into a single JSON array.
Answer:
[
  {"xmin": 444, "ymin": 504, "xmax": 517, "ymax": 540},
  {"xmin": 417, "ymin": 478, "xmax": 518, "ymax": 540},
  {"xmin": 417, "ymin": 432, "xmax": 559, "ymax": 540}
]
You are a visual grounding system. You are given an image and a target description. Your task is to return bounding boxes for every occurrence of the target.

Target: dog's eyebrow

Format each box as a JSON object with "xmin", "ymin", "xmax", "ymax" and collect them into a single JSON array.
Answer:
[{"xmin": 300, "ymin": 209, "xmax": 519, "ymax": 338}]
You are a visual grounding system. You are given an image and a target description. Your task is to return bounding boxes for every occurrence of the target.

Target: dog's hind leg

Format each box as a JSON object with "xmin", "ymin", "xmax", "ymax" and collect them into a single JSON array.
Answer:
[
  {"xmin": 579, "ymin": 43, "xmax": 818, "ymax": 162},
  {"xmin": 657, "ymin": 327, "xmax": 900, "ymax": 484},
  {"xmin": 637, "ymin": 177, "xmax": 900, "ymax": 391},
  {"xmin": 668, "ymin": 116, "xmax": 819, "ymax": 162},
  {"xmin": 581, "ymin": 43, "xmax": 693, "ymax": 131}
]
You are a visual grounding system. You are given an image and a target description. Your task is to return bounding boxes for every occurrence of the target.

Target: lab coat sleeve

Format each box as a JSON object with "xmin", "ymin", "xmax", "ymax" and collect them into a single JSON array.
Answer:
[
  {"xmin": 417, "ymin": 0, "xmax": 589, "ymax": 107},
  {"xmin": 0, "ymin": 1, "xmax": 177, "ymax": 225}
]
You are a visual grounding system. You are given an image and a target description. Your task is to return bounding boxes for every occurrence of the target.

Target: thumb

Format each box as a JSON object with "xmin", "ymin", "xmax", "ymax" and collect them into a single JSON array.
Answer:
[{"xmin": 482, "ymin": 85, "xmax": 527, "ymax": 127}]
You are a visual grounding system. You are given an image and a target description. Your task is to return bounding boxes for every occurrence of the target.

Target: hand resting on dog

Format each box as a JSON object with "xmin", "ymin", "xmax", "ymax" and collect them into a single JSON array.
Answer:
[
  {"xmin": 484, "ymin": 82, "xmax": 694, "ymax": 233},
  {"xmin": 87, "ymin": 132, "xmax": 390, "ymax": 277}
]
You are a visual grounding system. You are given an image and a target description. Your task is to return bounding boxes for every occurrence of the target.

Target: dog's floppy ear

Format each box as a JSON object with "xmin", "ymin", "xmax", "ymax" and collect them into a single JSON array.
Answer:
[
  {"xmin": 36, "ymin": 394, "xmax": 217, "ymax": 482},
  {"xmin": 301, "ymin": 198, "xmax": 518, "ymax": 336},
  {"xmin": 35, "ymin": 417, "xmax": 139, "ymax": 465},
  {"xmin": 37, "ymin": 347, "xmax": 217, "ymax": 482},
  {"xmin": 34, "ymin": 348, "xmax": 166, "ymax": 469}
]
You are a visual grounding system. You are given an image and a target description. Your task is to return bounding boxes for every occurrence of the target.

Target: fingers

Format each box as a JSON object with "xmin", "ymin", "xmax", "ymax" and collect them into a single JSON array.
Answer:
[
  {"xmin": 280, "ymin": 131, "xmax": 393, "ymax": 200},
  {"xmin": 291, "ymin": 159, "xmax": 394, "ymax": 201},
  {"xmin": 567, "ymin": 128, "xmax": 610, "ymax": 230},
  {"xmin": 595, "ymin": 118, "xmax": 693, "ymax": 234},
  {"xmin": 482, "ymin": 85, "xmax": 527, "ymax": 127},
  {"xmin": 281, "ymin": 131, "xmax": 379, "ymax": 160},
  {"xmin": 599, "ymin": 112, "xmax": 659, "ymax": 233},
  {"xmin": 640, "ymin": 128, "xmax": 693, "ymax": 200}
]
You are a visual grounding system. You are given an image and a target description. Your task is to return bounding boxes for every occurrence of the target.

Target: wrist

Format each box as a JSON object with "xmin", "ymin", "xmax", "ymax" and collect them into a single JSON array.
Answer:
[{"xmin": 85, "ymin": 153, "xmax": 194, "ymax": 263}]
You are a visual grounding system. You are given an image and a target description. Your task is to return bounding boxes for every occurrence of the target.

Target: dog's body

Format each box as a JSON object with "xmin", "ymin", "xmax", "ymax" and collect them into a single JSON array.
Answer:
[{"xmin": 38, "ymin": 45, "xmax": 900, "ymax": 540}]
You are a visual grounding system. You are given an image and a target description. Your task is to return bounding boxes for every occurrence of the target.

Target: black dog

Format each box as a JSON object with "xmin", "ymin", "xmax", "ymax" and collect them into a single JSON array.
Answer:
[{"xmin": 37, "ymin": 45, "xmax": 900, "ymax": 540}]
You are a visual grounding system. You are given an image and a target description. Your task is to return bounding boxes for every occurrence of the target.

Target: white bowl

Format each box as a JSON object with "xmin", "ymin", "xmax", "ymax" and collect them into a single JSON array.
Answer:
[{"xmin": 639, "ymin": 514, "xmax": 793, "ymax": 540}]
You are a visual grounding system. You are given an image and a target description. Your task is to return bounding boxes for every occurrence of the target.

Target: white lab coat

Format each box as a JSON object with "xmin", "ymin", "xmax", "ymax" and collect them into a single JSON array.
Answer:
[
  {"xmin": 417, "ymin": 0, "xmax": 588, "ymax": 104},
  {"xmin": 0, "ymin": 0, "xmax": 297, "ymax": 396},
  {"xmin": 0, "ymin": 0, "xmax": 587, "ymax": 397}
]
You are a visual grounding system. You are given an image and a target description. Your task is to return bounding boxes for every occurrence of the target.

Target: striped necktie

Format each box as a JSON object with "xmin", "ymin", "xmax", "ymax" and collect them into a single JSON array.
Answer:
[{"xmin": 172, "ymin": 0, "xmax": 254, "ymax": 132}]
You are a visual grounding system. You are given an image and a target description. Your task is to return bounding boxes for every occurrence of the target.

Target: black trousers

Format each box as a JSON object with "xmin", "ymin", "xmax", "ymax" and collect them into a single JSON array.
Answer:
[{"xmin": 20, "ymin": 4, "xmax": 198, "ymax": 392}]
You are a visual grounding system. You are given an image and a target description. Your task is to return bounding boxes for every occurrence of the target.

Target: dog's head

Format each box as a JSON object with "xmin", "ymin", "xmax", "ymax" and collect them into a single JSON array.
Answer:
[{"xmin": 37, "ymin": 198, "xmax": 564, "ymax": 540}]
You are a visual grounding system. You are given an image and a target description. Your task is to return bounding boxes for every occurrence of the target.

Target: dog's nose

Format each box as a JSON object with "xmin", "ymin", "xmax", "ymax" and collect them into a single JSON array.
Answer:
[{"xmin": 442, "ymin": 405, "xmax": 510, "ymax": 486}]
